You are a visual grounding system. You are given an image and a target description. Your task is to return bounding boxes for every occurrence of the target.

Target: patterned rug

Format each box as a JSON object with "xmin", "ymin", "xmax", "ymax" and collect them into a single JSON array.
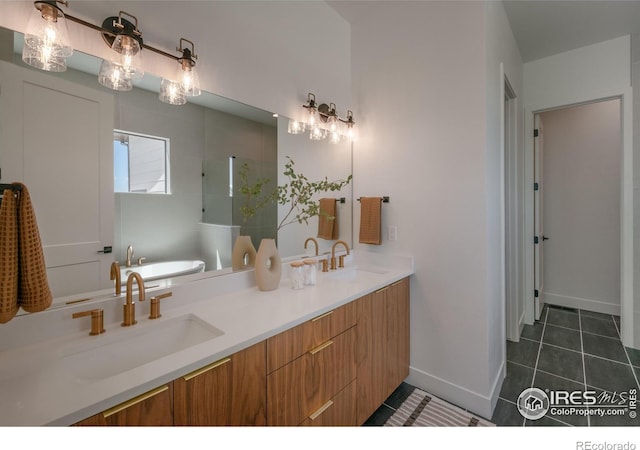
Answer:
[{"xmin": 385, "ymin": 388, "xmax": 495, "ymax": 427}]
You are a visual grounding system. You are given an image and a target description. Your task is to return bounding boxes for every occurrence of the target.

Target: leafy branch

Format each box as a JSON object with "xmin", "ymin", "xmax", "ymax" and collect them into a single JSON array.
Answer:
[
  {"xmin": 276, "ymin": 156, "xmax": 352, "ymax": 231},
  {"xmin": 238, "ymin": 162, "xmax": 272, "ymax": 235}
]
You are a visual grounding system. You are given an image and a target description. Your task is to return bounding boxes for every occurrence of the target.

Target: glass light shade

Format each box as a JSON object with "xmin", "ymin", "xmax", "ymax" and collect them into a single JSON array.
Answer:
[
  {"xmin": 287, "ymin": 119, "xmax": 306, "ymax": 134},
  {"xmin": 22, "ymin": 2, "xmax": 73, "ymax": 72},
  {"xmin": 309, "ymin": 124, "xmax": 327, "ymax": 141},
  {"xmin": 178, "ymin": 65, "xmax": 201, "ymax": 97},
  {"xmin": 98, "ymin": 59, "xmax": 133, "ymax": 91},
  {"xmin": 345, "ymin": 124, "xmax": 358, "ymax": 141},
  {"xmin": 159, "ymin": 78, "xmax": 187, "ymax": 105},
  {"xmin": 306, "ymin": 107, "xmax": 318, "ymax": 128},
  {"xmin": 329, "ymin": 129, "xmax": 343, "ymax": 144},
  {"xmin": 110, "ymin": 34, "xmax": 144, "ymax": 80}
]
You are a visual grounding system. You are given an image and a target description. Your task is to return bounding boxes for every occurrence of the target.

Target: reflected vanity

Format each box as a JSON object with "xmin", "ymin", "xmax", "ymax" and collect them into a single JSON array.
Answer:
[{"xmin": 0, "ymin": 27, "xmax": 353, "ymax": 313}]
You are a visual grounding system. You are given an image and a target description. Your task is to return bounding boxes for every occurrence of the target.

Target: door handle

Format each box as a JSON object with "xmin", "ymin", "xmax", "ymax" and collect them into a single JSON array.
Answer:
[
  {"xmin": 97, "ymin": 246, "xmax": 113, "ymax": 254},
  {"xmin": 542, "ymin": 236, "xmax": 549, "ymax": 241}
]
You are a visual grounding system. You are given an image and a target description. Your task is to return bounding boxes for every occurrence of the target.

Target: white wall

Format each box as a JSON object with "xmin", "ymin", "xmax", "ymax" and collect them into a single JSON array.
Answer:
[
  {"xmin": 350, "ymin": 1, "xmax": 522, "ymax": 418},
  {"xmin": 524, "ymin": 35, "xmax": 634, "ymax": 346},
  {"xmin": 540, "ymin": 100, "xmax": 621, "ymax": 314}
]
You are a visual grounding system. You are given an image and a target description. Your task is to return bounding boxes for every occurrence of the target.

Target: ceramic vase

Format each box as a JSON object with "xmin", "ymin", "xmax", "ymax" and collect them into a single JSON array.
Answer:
[
  {"xmin": 255, "ymin": 238, "xmax": 281, "ymax": 291},
  {"xmin": 232, "ymin": 235, "xmax": 257, "ymax": 270}
]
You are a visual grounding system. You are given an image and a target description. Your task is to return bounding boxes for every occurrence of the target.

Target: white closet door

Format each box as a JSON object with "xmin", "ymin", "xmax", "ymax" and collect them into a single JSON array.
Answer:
[{"xmin": 0, "ymin": 61, "xmax": 114, "ymax": 299}]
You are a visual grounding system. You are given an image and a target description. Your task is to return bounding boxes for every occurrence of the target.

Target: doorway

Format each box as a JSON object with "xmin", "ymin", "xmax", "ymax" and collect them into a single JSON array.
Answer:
[{"xmin": 534, "ymin": 99, "xmax": 621, "ymax": 316}]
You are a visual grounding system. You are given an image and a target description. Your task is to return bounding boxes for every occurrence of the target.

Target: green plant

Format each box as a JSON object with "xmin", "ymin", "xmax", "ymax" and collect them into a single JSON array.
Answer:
[
  {"xmin": 238, "ymin": 162, "xmax": 272, "ymax": 235},
  {"xmin": 276, "ymin": 156, "xmax": 352, "ymax": 231}
]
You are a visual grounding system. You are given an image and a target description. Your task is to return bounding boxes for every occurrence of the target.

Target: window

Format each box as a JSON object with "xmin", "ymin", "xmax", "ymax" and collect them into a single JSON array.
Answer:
[{"xmin": 114, "ymin": 131, "xmax": 170, "ymax": 194}]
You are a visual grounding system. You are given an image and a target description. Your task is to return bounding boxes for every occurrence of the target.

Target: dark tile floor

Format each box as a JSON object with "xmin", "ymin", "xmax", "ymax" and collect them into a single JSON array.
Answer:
[
  {"xmin": 493, "ymin": 304, "xmax": 640, "ymax": 426},
  {"xmin": 366, "ymin": 304, "xmax": 640, "ymax": 427}
]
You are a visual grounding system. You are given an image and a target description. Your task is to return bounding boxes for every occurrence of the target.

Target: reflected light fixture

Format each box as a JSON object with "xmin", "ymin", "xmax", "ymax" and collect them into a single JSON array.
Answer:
[
  {"xmin": 288, "ymin": 93, "xmax": 357, "ymax": 143},
  {"xmin": 22, "ymin": 0, "xmax": 73, "ymax": 72},
  {"xmin": 22, "ymin": 2, "xmax": 204, "ymax": 106}
]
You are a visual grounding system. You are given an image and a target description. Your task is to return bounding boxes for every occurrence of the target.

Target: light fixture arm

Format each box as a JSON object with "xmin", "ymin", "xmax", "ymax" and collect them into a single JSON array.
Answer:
[{"xmin": 177, "ymin": 38, "xmax": 197, "ymax": 70}]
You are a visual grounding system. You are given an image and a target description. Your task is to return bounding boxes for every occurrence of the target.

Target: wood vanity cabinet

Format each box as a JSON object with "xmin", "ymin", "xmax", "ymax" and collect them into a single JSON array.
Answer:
[
  {"xmin": 173, "ymin": 341, "xmax": 267, "ymax": 426},
  {"xmin": 356, "ymin": 277, "xmax": 410, "ymax": 424},
  {"xmin": 266, "ymin": 302, "xmax": 357, "ymax": 426},
  {"xmin": 74, "ymin": 384, "xmax": 174, "ymax": 426}
]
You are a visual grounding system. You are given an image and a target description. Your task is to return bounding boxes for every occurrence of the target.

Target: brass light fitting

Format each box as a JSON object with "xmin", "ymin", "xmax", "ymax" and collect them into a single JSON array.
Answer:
[{"xmin": 289, "ymin": 93, "xmax": 357, "ymax": 142}]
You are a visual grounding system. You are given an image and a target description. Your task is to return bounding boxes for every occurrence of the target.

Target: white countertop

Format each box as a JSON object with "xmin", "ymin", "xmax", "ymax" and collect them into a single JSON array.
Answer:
[{"xmin": 0, "ymin": 251, "xmax": 413, "ymax": 426}]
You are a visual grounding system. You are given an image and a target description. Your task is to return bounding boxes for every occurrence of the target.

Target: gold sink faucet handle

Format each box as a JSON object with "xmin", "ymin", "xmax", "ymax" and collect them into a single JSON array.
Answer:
[
  {"xmin": 72, "ymin": 309, "xmax": 105, "ymax": 336},
  {"xmin": 148, "ymin": 292, "xmax": 173, "ymax": 320}
]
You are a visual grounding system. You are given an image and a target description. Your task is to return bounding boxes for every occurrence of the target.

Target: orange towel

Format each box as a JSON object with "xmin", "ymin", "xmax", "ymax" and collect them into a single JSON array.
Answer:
[
  {"xmin": 359, "ymin": 197, "xmax": 382, "ymax": 245},
  {"xmin": 0, "ymin": 188, "xmax": 19, "ymax": 323},
  {"xmin": 317, "ymin": 198, "xmax": 338, "ymax": 240},
  {"xmin": 15, "ymin": 183, "xmax": 52, "ymax": 313}
]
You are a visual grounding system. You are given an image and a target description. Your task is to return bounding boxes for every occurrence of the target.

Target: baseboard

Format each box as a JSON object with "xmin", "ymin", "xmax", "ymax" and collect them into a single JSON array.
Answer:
[
  {"xmin": 544, "ymin": 292, "xmax": 620, "ymax": 316},
  {"xmin": 405, "ymin": 362, "xmax": 505, "ymax": 421}
]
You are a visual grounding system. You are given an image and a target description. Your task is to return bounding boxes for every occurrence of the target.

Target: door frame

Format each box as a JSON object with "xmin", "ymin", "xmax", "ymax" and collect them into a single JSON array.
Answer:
[{"xmin": 523, "ymin": 88, "xmax": 633, "ymax": 347}]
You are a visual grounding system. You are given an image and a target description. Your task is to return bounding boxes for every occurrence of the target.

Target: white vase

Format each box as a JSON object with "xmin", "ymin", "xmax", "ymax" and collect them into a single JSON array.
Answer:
[
  {"xmin": 255, "ymin": 238, "xmax": 281, "ymax": 291},
  {"xmin": 232, "ymin": 235, "xmax": 256, "ymax": 270}
]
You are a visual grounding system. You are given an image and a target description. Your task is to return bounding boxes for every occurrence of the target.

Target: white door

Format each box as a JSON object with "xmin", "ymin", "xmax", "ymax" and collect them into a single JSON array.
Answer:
[
  {"xmin": 533, "ymin": 114, "xmax": 545, "ymax": 320},
  {"xmin": 0, "ymin": 61, "xmax": 114, "ymax": 299}
]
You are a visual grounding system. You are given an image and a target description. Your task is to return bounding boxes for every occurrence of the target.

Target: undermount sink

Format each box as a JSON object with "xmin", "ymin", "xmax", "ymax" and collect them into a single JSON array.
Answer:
[{"xmin": 61, "ymin": 314, "xmax": 224, "ymax": 380}]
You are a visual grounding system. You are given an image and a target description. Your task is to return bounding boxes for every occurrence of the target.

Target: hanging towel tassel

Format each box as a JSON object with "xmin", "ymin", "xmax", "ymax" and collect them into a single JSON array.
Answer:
[
  {"xmin": 0, "ymin": 188, "xmax": 19, "ymax": 323},
  {"xmin": 15, "ymin": 183, "xmax": 52, "ymax": 313}
]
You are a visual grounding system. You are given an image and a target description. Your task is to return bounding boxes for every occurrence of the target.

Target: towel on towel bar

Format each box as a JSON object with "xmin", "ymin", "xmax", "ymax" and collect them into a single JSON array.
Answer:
[
  {"xmin": 0, "ymin": 187, "xmax": 19, "ymax": 323},
  {"xmin": 15, "ymin": 182, "xmax": 52, "ymax": 313},
  {"xmin": 359, "ymin": 197, "xmax": 382, "ymax": 245},
  {"xmin": 317, "ymin": 198, "xmax": 338, "ymax": 240}
]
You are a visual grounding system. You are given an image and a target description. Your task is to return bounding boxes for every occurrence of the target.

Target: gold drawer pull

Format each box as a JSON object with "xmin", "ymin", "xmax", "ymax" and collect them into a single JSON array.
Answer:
[
  {"xmin": 183, "ymin": 357, "xmax": 231, "ymax": 381},
  {"xmin": 311, "ymin": 310, "xmax": 334, "ymax": 322},
  {"xmin": 309, "ymin": 400, "xmax": 334, "ymax": 421},
  {"xmin": 392, "ymin": 280, "xmax": 403, "ymax": 287},
  {"xmin": 103, "ymin": 385, "xmax": 168, "ymax": 418},
  {"xmin": 309, "ymin": 340, "xmax": 334, "ymax": 355},
  {"xmin": 375, "ymin": 285, "xmax": 390, "ymax": 294}
]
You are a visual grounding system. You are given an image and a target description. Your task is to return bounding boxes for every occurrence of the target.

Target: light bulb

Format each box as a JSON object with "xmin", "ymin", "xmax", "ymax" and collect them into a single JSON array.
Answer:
[
  {"xmin": 287, "ymin": 119, "xmax": 306, "ymax": 134},
  {"xmin": 98, "ymin": 59, "xmax": 133, "ymax": 91},
  {"xmin": 111, "ymin": 34, "xmax": 144, "ymax": 79},
  {"xmin": 159, "ymin": 78, "xmax": 186, "ymax": 105}
]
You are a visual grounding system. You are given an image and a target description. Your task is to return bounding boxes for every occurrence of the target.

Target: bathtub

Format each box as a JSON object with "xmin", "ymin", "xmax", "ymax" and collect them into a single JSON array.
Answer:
[{"xmin": 121, "ymin": 260, "xmax": 206, "ymax": 282}]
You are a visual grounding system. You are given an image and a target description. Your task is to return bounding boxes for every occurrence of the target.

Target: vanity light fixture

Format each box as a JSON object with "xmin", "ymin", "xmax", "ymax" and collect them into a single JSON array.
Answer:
[
  {"xmin": 22, "ymin": 1, "xmax": 203, "ymax": 106},
  {"xmin": 288, "ymin": 93, "xmax": 357, "ymax": 143},
  {"xmin": 159, "ymin": 38, "xmax": 201, "ymax": 105},
  {"xmin": 22, "ymin": 0, "xmax": 73, "ymax": 72}
]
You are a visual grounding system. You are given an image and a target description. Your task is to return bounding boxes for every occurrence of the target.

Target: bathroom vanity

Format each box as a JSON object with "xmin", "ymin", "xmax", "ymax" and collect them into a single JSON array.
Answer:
[{"xmin": 0, "ymin": 251, "xmax": 413, "ymax": 426}]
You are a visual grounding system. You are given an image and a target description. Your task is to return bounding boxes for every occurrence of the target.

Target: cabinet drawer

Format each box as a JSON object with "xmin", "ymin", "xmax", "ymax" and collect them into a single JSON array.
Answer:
[
  {"xmin": 299, "ymin": 380, "xmax": 356, "ymax": 426},
  {"xmin": 267, "ymin": 326, "xmax": 356, "ymax": 426},
  {"xmin": 267, "ymin": 301, "xmax": 356, "ymax": 373}
]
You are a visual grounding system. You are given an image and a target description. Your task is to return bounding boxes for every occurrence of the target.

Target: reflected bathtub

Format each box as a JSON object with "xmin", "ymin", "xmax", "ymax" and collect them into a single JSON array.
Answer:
[{"xmin": 121, "ymin": 260, "xmax": 206, "ymax": 282}]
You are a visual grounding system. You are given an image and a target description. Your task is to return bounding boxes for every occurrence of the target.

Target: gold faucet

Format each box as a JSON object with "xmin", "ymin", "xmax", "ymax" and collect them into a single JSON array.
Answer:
[
  {"xmin": 304, "ymin": 237, "xmax": 319, "ymax": 256},
  {"xmin": 125, "ymin": 245, "xmax": 134, "ymax": 267},
  {"xmin": 330, "ymin": 240, "xmax": 350, "ymax": 270},
  {"xmin": 72, "ymin": 308, "xmax": 105, "ymax": 336},
  {"xmin": 110, "ymin": 261, "xmax": 121, "ymax": 296},
  {"xmin": 122, "ymin": 272, "xmax": 145, "ymax": 327}
]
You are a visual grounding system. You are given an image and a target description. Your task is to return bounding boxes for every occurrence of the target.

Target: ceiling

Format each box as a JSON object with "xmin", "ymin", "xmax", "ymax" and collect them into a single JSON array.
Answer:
[{"xmin": 328, "ymin": 0, "xmax": 640, "ymax": 62}]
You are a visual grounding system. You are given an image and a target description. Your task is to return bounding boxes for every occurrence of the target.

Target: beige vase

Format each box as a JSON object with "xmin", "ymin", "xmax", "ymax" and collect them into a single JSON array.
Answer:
[
  {"xmin": 255, "ymin": 238, "xmax": 281, "ymax": 291},
  {"xmin": 232, "ymin": 235, "xmax": 256, "ymax": 270}
]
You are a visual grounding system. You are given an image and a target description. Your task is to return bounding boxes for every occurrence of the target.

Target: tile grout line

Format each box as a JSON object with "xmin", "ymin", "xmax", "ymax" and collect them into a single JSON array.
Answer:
[
  {"xmin": 577, "ymin": 309, "xmax": 590, "ymax": 426},
  {"xmin": 526, "ymin": 306, "xmax": 548, "ymax": 427},
  {"xmin": 611, "ymin": 313, "xmax": 640, "ymax": 391}
]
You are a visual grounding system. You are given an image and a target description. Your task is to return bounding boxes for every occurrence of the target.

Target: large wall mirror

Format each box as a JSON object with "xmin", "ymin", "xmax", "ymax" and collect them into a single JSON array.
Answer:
[{"xmin": 0, "ymin": 27, "xmax": 353, "ymax": 312}]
